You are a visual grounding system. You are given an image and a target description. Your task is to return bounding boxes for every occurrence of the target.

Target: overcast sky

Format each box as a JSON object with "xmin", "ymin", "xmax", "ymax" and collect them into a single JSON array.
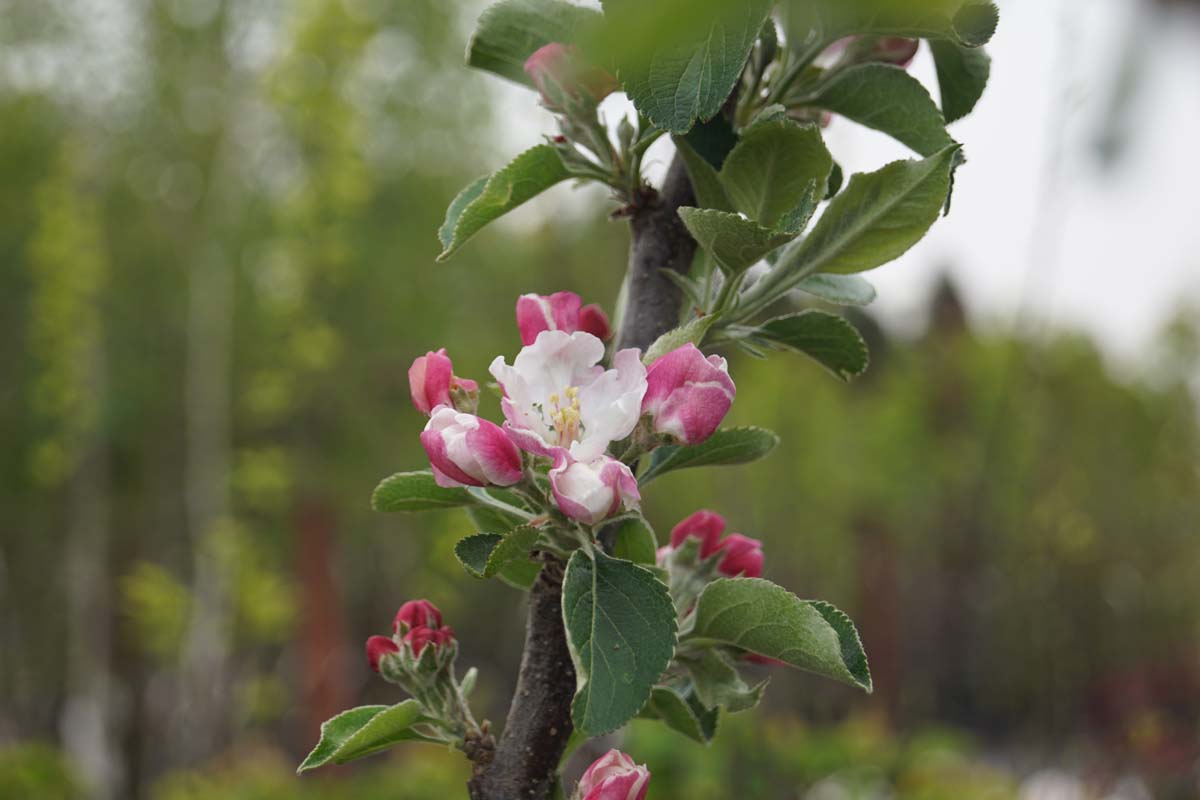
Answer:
[{"xmin": 490, "ymin": 0, "xmax": 1200, "ymax": 370}]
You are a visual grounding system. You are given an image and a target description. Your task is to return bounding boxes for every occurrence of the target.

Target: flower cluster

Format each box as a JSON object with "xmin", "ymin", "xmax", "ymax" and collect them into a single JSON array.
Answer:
[
  {"xmin": 364, "ymin": 599, "xmax": 478, "ymax": 738},
  {"xmin": 657, "ymin": 510, "xmax": 765, "ymax": 624},
  {"xmin": 410, "ymin": 291, "xmax": 736, "ymax": 528},
  {"xmin": 576, "ymin": 750, "xmax": 650, "ymax": 800},
  {"xmin": 663, "ymin": 510, "xmax": 764, "ymax": 578}
]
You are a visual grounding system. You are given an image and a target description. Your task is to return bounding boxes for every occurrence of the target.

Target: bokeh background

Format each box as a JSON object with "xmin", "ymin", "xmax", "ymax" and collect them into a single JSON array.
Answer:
[{"xmin": 2, "ymin": 1, "xmax": 1199, "ymax": 798}]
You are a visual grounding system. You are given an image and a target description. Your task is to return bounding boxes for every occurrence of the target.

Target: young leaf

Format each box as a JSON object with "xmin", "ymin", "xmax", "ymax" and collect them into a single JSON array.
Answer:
[
  {"xmin": 757, "ymin": 311, "xmax": 869, "ymax": 381},
  {"xmin": 604, "ymin": 0, "xmax": 774, "ymax": 134},
  {"xmin": 640, "ymin": 427, "xmax": 780, "ymax": 485},
  {"xmin": 682, "ymin": 649, "xmax": 767, "ymax": 713},
  {"xmin": 562, "ymin": 550, "xmax": 677, "ymax": 736},
  {"xmin": 297, "ymin": 701, "xmax": 433, "ymax": 773},
  {"xmin": 795, "ymin": 273, "xmax": 877, "ymax": 307},
  {"xmin": 372, "ymin": 471, "xmax": 474, "ymax": 512},
  {"xmin": 678, "ymin": 208, "xmax": 794, "ymax": 276},
  {"xmin": 466, "ymin": 0, "xmax": 603, "ymax": 86},
  {"xmin": 641, "ymin": 686, "xmax": 718, "ymax": 743},
  {"xmin": 720, "ymin": 121, "xmax": 833, "ymax": 227},
  {"xmin": 454, "ymin": 526, "xmax": 541, "ymax": 579},
  {"xmin": 930, "ymin": 41, "xmax": 991, "ymax": 123},
  {"xmin": 806, "ymin": 65, "xmax": 954, "ymax": 157},
  {"xmin": 746, "ymin": 145, "xmax": 961, "ymax": 312},
  {"xmin": 687, "ymin": 579, "xmax": 872, "ymax": 692},
  {"xmin": 643, "ymin": 313, "xmax": 719, "ymax": 364},
  {"xmin": 603, "ymin": 515, "xmax": 659, "ymax": 565},
  {"xmin": 438, "ymin": 145, "xmax": 570, "ymax": 260},
  {"xmin": 673, "ymin": 137, "xmax": 733, "ymax": 212}
]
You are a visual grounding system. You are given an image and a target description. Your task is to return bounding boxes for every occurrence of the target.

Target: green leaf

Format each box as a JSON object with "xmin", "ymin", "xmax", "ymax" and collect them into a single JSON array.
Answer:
[
  {"xmin": 465, "ymin": 505, "xmax": 542, "ymax": 589},
  {"xmin": 688, "ymin": 579, "xmax": 872, "ymax": 692},
  {"xmin": 678, "ymin": 208, "xmax": 794, "ymax": 275},
  {"xmin": 643, "ymin": 313, "xmax": 719, "ymax": 364},
  {"xmin": 786, "ymin": 0, "xmax": 999, "ymax": 50},
  {"xmin": 466, "ymin": 0, "xmax": 603, "ymax": 86},
  {"xmin": 774, "ymin": 184, "xmax": 820, "ymax": 236},
  {"xmin": 720, "ymin": 121, "xmax": 833, "ymax": 227},
  {"xmin": 605, "ymin": 0, "xmax": 774, "ymax": 133},
  {"xmin": 640, "ymin": 426, "xmax": 780, "ymax": 485},
  {"xmin": 799, "ymin": 145, "xmax": 961, "ymax": 275},
  {"xmin": 682, "ymin": 649, "xmax": 767, "ymax": 713},
  {"xmin": 372, "ymin": 471, "xmax": 474, "ymax": 512},
  {"xmin": 757, "ymin": 311, "xmax": 869, "ymax": 381},
  {"xmin": 454, "ymin": 526, "xmax": 541, "ymax": 579},
  {"xmin": 562, "ymin": 550, "xmax": 677, "ymax": 736},
  {"xmin": 674, "ymin": 137, "xmax": 733, "ymax": 212},
  {"xmin": 755, "ymin": 145, "xmax": 960, "ymax": 301},
  {"xmin": 438, "ymin": 145, "xmax": 570, "ymax": 260},
  {"xmin": 297, "ymin": 701, "xmax": 432, "ymax": 773},
  {"xmin": 796, "ymin": 273, "xmax": 877, "ymax": 306},
  {"xmin": 641, "ymin": 686, "xmax": 718, "ymax": 743},
  {"xmin": 930, "ymin": 41, "xmax": 991, "ymax": 123},
  {"xmin": 604, "ymin": 515, "xmax": 659, "ymax": 565},
  {"xmin": 806, "ymin": 64, "xmax": 954, "ymax": 157}
]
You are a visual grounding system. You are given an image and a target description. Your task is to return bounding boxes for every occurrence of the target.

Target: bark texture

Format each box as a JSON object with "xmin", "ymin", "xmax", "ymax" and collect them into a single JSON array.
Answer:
[
  {"xmin": 467, "ymin": 155, "xmax": 694, "ymax": 799},
  {"xmin": 467, "ymin": 564, "xmax": 575, "ymax": 800},
  {"xmin": 616, "ymin": 155, "xmax": 699, "ymax": 352}
]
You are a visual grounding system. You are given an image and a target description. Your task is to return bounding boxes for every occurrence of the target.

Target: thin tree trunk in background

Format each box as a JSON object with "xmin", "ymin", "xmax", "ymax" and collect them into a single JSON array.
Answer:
[
  {"xmin": 855, "ymin": 515, "xmax": 902, "ymax": 726},
  {"xmin": 175, "ymin": 248, "xmax": 234, "ymax": 764},
  {"xmin": 60, "ymin": 339, "xmax": 120, "ymax": 800},
  {"xmin": 295, "ymin": 499, "xmax": 351, "ymax": 749}
]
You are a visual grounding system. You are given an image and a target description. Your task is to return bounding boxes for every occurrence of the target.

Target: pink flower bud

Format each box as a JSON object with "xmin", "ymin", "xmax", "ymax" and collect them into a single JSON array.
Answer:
[
  {"xmin": 872, "ymin": 37, "xmax": 920, "ymax": 68},
  {"xmin": 515, "ymin": 292, "xmax": 580, "ymax": 345},
  {"xmin": 366, "ymin": 635, "xmax": 400, "ymax": 673},
  {"xmin": 578, "ymin": 304, "xmax": 612, "ymax": 342},
  {"xmin": 421, "ymin": 407, "xmax": 524, "ymax": 488},
  {"xmin": 669, "ymin": 510, "xmax": 726, "ymax": 558},
  {"xmin": 716, "ymin": 533, "xmax": 764, "ymax": 578},
  {"xmin": 404, "ymin": 625, "xmax": 455, "ymax": 657},
  {"xmin": 549, "ymin": 453, "xmax": 639, "ymax": 526},
  {"xmin": 523, "ymin": 43, "xmax": 617, "ymax": 109},
  {"xmin": 408, "ymin": 349, "xmax": 479, "ymax": 416},
  {"xmin": 642, "ymin": 344, "xmax": 735, "ymax": 445},
  {"xmin": 394, "ymin": 600, "xmax": 443, "ymax": 634},
  {"xmin": 578, "ymin": 749, "xmax": 650, "ymax": 800}
]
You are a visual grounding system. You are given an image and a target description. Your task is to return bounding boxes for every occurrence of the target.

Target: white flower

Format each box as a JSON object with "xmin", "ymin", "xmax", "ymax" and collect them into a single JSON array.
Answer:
[{"xmin": 489, "ymin": 330, "xmax": 647, "ymax": 462}]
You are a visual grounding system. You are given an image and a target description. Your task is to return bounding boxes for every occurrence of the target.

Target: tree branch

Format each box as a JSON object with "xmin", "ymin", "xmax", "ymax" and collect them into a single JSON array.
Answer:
[
  {"xmin": 617, "ymin": 154, "xmax": 698, "ymax": 352},
  {"xmin": 467, "ymin": 155, "xmax": 695, "ymax": 799},
  {"xmin": 467, "ymin": 562, "xmax": 575, "ymax": 800}
]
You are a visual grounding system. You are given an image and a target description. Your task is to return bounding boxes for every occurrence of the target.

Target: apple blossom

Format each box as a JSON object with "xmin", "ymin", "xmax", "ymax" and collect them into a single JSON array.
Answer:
[
  {"xmin": 366, "ymin": 635, "xmax": 400, "ymax": 673},
  {"xmin": 642, "ymin": 344, "xmax": 735, "ymax": 445},
  {"xmin": 669, "ymin": 509, "xmax": 726, "ymax": 558},
  {"xmin": 577, "ymin": 749, "xmax": 650, "ymax": 800},
  {"xmin": 516, "ymin": 292, "xmax": 611, "ymax": 345},
  {"xmin": 490, "ymin": 330, "xmax": 646, "ymax": 462},
  {"xmin": 716, "ymin": 533, "xmax": 764, "ymax": 578},
  {"xmin": 420, "ymin": 407, "xmax": 524, "ymax": 488},
  {"xmin": 549, "ymin": 453, "xmax": 639, "ymax": 525},
  {"xmin": 408, "ymin": 349, "xmax": 478, "ymax": 415},
  {"xmin": 394, "ymin": 599, "xmax": 443, "ymax": 634},
  {"xmin": 523, "ymin": 43, "xmax": 617, "ymax": 109}
]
